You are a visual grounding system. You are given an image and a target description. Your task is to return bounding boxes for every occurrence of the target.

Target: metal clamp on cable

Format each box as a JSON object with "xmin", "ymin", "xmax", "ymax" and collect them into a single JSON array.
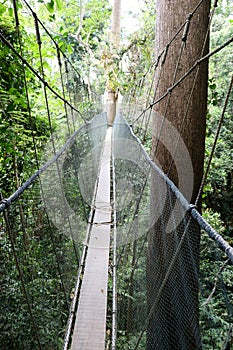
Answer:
[
  {"xmin": 0, "ymin": 198, "xmax": 11, "ymax": 212},
  {"xmin": 188, "ymin": 204, "xmax": 197, "ymax": 212}
]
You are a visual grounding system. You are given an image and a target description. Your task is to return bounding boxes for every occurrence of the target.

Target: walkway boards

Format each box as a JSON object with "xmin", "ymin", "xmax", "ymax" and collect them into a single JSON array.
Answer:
[{"xmin": 71, "ymin": 127, "xmax": 112, "ymax": 350}]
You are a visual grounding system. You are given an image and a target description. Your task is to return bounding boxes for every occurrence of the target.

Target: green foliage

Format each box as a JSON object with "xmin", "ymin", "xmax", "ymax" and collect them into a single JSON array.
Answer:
[
  {"xmin": 204, "ymin": 3, "xmax": 233, "ymax": 238},
  {"xmin": 199, "ymin": 4, "xmax": 233, "ymax": 347},
  {"xmin": 105, "ymin": 0, "xmax": 155, "ymax": 96},
  {"xmin": 0, "ymin": 42, "xmax": 50, "ymax": 193},
  {"xmin": 121, "ymin": 0, "xmax": 155, "ymax": 88},
  {"xmin": 0, "ymin": 2, "xmax": 15, "ymax": 32},
  {"xmin": 199, "ymin": 226, "xmax": 233, "ymax": 349},
  {"xmin": 117, "ymin": 331, "xmax": 146, "ymax": 349},
  {"xmin": 0, "ymin": 194, "xmax": 78, "ymax": 349},
  {"xmin": 0, "ymin": 3, "xmax": 78, "ymax": 349},
  {"xmin": 0, "ymin": 0, "xmax": 232, "ymax": 349}
]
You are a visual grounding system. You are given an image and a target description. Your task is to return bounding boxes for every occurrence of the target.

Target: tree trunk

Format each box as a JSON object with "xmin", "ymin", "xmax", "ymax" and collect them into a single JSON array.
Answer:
[
  {"xmin": 153, "ymin": 0, "xmax": 209, "ymax": 203},
  {"xmin": 107, "ymin": 0, "xmax": 121, "ymax": 125},
  {"xmin": 148, "ymin": 0, "xmax": 210, "ymax": 349},
  {"xmin": 110, "ymin": 0, "xmax": 121, "ymax": 48}
]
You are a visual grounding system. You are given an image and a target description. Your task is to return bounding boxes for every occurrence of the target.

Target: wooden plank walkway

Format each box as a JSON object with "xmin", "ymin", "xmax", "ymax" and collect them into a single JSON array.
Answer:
[{"xmin": 71, "ymin": 127, "xmax": 112, "ymax": 350}]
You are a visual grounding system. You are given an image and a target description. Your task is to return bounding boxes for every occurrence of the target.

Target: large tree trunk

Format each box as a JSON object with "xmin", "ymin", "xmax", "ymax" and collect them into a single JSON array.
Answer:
[
  {"xmin": 147, "ymin": 1, "xmax": 210, "ymax": 349},
  {"xmin": 153, "ymin": 0, "xmax": 209, "ymax": 203}
]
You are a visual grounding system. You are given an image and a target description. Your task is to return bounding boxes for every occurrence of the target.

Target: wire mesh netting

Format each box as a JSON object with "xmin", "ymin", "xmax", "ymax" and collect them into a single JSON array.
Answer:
[
  {"xmin": 0, "ymin": 113, "xmax": 109, "ymax": 349},
  {"xmin": 1, "ymin": 113, "xmax": 233, "ymax": 349},
  {"xmin": 1, "ymin": 0, "xmax": 232, "ymax": 348},
  {"xmin": 112, "ymin": 115, "xmax": 233, "ymax": 350},
  {"xmin": 0, "ymin": 177, "xmax": 79, "ymax": 349},
  {"xmin": 199, "ymin": 230, "xmax": 233, "ymax": 350},
  {"xmin": 40, "ymin": 112, "xmax": 108, "ymax": 245}
]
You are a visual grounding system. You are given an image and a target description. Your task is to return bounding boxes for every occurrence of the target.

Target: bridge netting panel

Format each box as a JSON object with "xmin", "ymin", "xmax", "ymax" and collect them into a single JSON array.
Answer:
[
  {"xmin": 1, "ymin": 113, "xmax": 232, "ymax": 349},
  {"xmin": 0, "ymin": 113, "xmax": 109, "ymax": 349},
  {"xmin": 40, "ymin": 112, "xmax": 108, "ymax": 245},
  {"xmin": 112, "ymin": 114, "xmax": 233, "ymax": 350},
  {"xmin": 0, "ymin": 175, "xmax": 78, "ymax": 350}
]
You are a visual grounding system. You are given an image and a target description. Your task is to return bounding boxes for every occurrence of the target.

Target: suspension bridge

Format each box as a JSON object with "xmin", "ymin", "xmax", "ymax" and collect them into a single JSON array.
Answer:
[{"xmin": 0, "ymin": 0, "xmax": 233, "ymax": 349}]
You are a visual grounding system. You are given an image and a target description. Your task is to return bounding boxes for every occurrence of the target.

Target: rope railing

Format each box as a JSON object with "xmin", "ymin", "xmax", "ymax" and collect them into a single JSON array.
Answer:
[
  {"xmin": 0, "ymin": 3, "xmax": 99, "ymax": 346},
  {"xmin": 131, "ymin": 36, "xmax": 233, "ymax": 126},
  {"xmin": 0, "ymin": 0, "xmax": 232, "ymax": 349},
  {"xmin": 115, "ymin": 116, "xmax": 233, "ymax": 264},
  {"xmin": 112, "ymin": 115, "xmax": 233, "ymax": 349},
  {"xmin": 123, "ymin": 0, "xmax": 208, "ymax": 115},
  {"xmin": 20, "ymin": 0, "xmax": 85, "ymax": 86},
  {"xmin": 0, "ymin": 126, "xmax": 83, "ymax": 213},
  {"xmin": 115, "ymin": 1, "xmax": 233, "ymax": 348},
  {"xmin": 0, "ymin": 31, "xmax": 86, "ymax": 121}
]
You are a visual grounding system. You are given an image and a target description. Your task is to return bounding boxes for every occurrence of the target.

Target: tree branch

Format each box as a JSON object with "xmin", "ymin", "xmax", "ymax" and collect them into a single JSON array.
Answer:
[
  {"xmin": 201, "ymin": 259, "xmax": 229, "ymax": 307},
  {"xmin": 76, "ymin": 0, "xmax": 86, "ymax": 39}
]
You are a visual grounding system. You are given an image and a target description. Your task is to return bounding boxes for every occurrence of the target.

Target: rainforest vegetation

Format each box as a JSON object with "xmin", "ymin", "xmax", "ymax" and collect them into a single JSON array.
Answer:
[{"xmin": 0, "ymin": 0, "xmax": 232, "ymax": 349}]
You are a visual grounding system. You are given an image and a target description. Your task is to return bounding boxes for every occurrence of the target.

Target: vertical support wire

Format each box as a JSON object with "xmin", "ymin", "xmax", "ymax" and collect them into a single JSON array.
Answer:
[
  {"xmin": 152, "ymin": 36, "xmax": 188, "ymax": 158},
  {"xmin": 131, "ymin": 1, "xmax": 205, "ymax": 127},
  {"xmin": 56, "ymin": 46, "xmax": 71, "ymax": 135},
  {"xmin": 111, "ymin": 125, "xmax": 117, "ymax": 349},
  {"xmin": 33, "ymin": 13, "xmax": 80, "ymax": 263},
  {"xmin": 167, "ymin": 1, "xmax": 219, "ymax": 179},
  {"xmin": 12, "ymin": 0, "xmax": 70, "ymax": 311},
  {"xmin": 194, "ymin": 74, "xmax": 233, "ymax": 206},
  {"xmin": 1, "ymin": 195, "xmax": 42, "ymax": 350},
  {"xmin": 133, "ymin": 215, "xmax": 194, "ymax": 350},
  {"xmin": 141, "ymin": 52, "xmax": 165, "ymax": 142},
  {"xmin": 64, "ymin": 59, "xmax": 76, "ymax": 131}
]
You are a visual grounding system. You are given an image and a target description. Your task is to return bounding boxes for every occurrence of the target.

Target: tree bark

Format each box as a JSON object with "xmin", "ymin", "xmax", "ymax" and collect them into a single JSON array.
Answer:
[
  {"xmin": 148, "ymin": 1, "xmax": 210, "ymax": 349},
  {"xmin": 153, "ymin": 0, "xmax": 209, "ymax": 204},
  {"xmin": 107, "ymin": 0, "xmax": 121, "ymax": 125},
  {"xmin": 110, "ymin": 0, "xmax": 121, "ymax": 48}
]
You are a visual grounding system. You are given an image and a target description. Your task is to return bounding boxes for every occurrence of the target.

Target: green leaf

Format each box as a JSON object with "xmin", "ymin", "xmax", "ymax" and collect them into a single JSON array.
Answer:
[
  {"xmin": 46, "ymin": 0, "xmax": 54, "ymax": 13},
  {"xmin": 49, "ymin": 14, "xmax": 56, "ymax": 22},
  {"xmin": 0, "ymin": 3, "xmax": 7, "ymax": 15},
  {"xmin": 209, "ymin": 83, "xmax": 216, "ymax": 90},
  {"xmin": 55, "ymin": 0, "xmax": 63, "ymax": 11},
  {"xmin": 16, "ymin": 1, "xmax": 23, "ymax": 9},
  {"xmin": 8, "ymin": 7, "xmax": 13, "ymax": 17},
  {"xmin": 43, "ymin": 61, "xmax": 51, "ymax": 71}
]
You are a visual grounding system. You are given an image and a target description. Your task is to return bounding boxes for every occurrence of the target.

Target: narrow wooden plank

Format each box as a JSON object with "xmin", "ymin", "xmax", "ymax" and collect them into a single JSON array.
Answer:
[{"xmin": 71, "ymin": 127, "xmax": 112, "ymax": 350}]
